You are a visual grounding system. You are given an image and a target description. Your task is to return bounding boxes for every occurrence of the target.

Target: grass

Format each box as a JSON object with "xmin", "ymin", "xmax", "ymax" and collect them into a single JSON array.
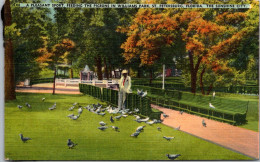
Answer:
[{"xmin": 4, "ymin": 93, "xmax": 252, "ymax": 160}]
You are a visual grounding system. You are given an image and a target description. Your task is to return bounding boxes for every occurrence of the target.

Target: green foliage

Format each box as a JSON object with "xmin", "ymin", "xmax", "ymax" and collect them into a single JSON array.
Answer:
[{"xmin": 4, "ymin": 23, "xmax": 20, "ymax": 40}]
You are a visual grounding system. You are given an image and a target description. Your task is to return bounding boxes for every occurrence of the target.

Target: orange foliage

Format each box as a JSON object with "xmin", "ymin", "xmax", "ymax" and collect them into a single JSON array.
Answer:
[{"xmin": 216, "ymin": 12, "xmax": 246, "ymax": 25}]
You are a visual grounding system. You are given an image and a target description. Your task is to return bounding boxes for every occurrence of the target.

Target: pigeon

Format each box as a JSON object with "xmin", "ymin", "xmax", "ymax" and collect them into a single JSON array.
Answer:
[
  {"xmin": 137, "ymin": 89, "xmax": 147, "ymax": 97},
  {"xmin": 49, "ymin": 103, "xmax": 56, "ymax": 110},
  {"xmin": 141, "ymin": 91, "xmax": 147, "ymax": 97},
  {"xmin": 72, "ymin": 102, "xmax": 78, "ymax": 106},
  {"xmin": 175, "ymin": 126, "xmax": 180, "ymax": 130},
  {"xmin": 202, "ymin": 119, "xmax": 207, "ymax": 127},
  {"xmin": 180, "ymin": 111, "xmax": 184, "ymax": 115},
  {"xmin": 17, "ymin": 105, "xmax": 23, "ymax": 109},
  {"xmin": 42, "ymin": 98, "xmax": 45, "ymax": 102},
  {"xmin": 111, "ymin": 126, "xmax": 119, "ymax": 132},
  {"xmin": 136, "ymin": 126, "xmax": 146, "ymax": 132},
  {"xmin": 157, "ymin": 127, "xmax": 161, "ymax": 131},
  {"xmin": 110, "ymin": 116, "xmax": 114, "ymax": 123},
  {"xmin": 136, "ymin": 117, "xmax": 149, "ymax": 122},
  {"xmin": 67, "ymin": 114, "xmax": 74, "ymax": 118},
  {"xmin": 25, "ymin": 103, "xmax": 31, "ymax": 108},
  {"xmin": 68, "ymin": 106, "xmax": 75, "ymax": 111},
  {"xmin": 67, "ymin": 139, "xmax": 77, "ymax": 149},
  {"xmin": 19, "ymin": 134, "xmax": 31, "ymax": 142},
  {"xmin": 137, "ymin": 89, "xmax": 143, "ymax": 96},
  {"xmin": 209, "ymin": 103, "xmax": 215, "ymax": 109},
  {"xmin": 71, "ymin": 115, "xmax": 80, "ymax": 120},
  {"xmin": 154, "ymin": 119, "xmax": 163, "ymax": 123},
  {"xmin": 115, "ymin": 115, "xmax": 122, "ymax": 120},
  {"xmin": 99, "ymin": 121, "xmax": 106, "ymax": 126},
  {"xmin": 134, "ymin": 115, "xmax": 141, "ymax": 120},
  {"xmin": 134, "ymin": 108, "xmax": 139, "ymax": 113},
  {"xmin": 98, "ymin": 126, "xmax": 108, "ymax": 131},
  {"xmin": 146, "ymin": 121, "xmax": 155, "ymax": 125},
  {"xmin": 98, "ymin": 112, "xmax": 106, "ymax": 116},
  {"xmin": 163, "ymin": 113, "xmax": 169, "ymax": 118},
  {"xmin": 96, "ymin": 103, "xmax": 102, "ymax": 108},
  {"xmin": 163, "ymin": 136, "xmax": 175, "ymax": 141},
  {"xmin": 166, "ymin": 154, "xmax": 181, "ymax": 160},
  {"xmin": 78, "ymin": 108, "xmax": 83, "ymax": 114},
  {"xmin": 130, "ymin": 131, "xmax": 141, "ymax": 137},
  {"xmin": 122, "ymin": 114, "xmax": 128, "ymax": 118}
]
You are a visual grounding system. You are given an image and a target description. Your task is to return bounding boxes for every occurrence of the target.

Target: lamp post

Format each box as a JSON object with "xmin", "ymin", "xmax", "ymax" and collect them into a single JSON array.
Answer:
[{"xmin": 162, "ymin": 64, "xmax": 165, "ymax": 90}]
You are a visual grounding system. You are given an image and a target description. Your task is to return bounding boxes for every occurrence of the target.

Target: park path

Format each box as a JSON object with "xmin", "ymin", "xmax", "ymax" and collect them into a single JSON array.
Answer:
[
  {"xmin": 15, "ymin": 84, "xmax": 81, "ymax": 94},
  {"xmin": 152, "ymin": 104, "xmax": 259, "ymax": 159}
]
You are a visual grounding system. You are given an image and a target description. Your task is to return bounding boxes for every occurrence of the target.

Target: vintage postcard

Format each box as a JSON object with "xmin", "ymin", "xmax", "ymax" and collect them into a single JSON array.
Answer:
[{"xmin": 3, "ymin": 0, "xmax": 259, "ymax": 161}]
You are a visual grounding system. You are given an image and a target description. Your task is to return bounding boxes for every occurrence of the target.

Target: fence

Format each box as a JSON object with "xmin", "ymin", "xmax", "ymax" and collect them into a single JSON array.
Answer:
[{"xmin": 79, "ymin": 84, "xmax": 161, "ymax": 119}]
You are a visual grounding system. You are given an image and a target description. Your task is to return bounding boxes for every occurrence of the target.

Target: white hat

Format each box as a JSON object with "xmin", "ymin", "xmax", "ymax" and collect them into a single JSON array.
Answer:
[{"xmin": 122, "ymin": 70, "xmax": 128, "ymax": 74}]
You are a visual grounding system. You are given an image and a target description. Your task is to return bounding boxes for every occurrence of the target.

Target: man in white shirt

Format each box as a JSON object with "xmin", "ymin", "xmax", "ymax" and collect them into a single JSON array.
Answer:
[{"xmin": 118, "ymin": 70, "xmax": 132, "ymax": 109}]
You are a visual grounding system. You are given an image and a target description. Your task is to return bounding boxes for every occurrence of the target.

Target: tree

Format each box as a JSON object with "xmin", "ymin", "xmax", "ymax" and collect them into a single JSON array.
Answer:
[
  {"xmin": 119, "ymin": 0, "xmax": 255, "ymax": 93},
  {"xmin": 37, "ymin": 38, "xmax": 75, "ymax": 94},
  {"xmin": 3, "ymin": 0, "xmax": 16, "ymax": 101}
]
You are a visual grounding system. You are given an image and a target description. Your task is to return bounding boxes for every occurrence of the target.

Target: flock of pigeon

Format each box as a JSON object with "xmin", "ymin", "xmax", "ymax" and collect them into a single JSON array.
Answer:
[{"xmin": 17, "ymin": 97, "xmax": 182, "ymax": 160}]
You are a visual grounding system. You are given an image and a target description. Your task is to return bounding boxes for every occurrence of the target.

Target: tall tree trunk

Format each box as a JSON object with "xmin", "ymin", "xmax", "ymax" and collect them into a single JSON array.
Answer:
[
  {"xmin": 70, "ymin": 68, "xmax": 73, "ymax": 78},
  {"xmin": 95, "ymin": 55, "xmax": 102, "ymax": 80},
  {"xmin": 4, "ymin": 0, "xmax": 16, "ymax": 101},
  {"xmin": 149, "ymin": 68, "xmax": 153, "ymax": 85},
  {"xmin": 207, "ymin": 83, "xmax": 214, "ymax": 95},
  {"xmin": 188, "ymin": 50, "xmax": 202, "ymax": 94},
  {"xmin": 137, "ymin": 68, "xmax": 142, "ymax": 78},
  {"xmin": 109, "ymin": 65, "xmax": 112, "ymax": 78},
  {"xmin": 103, "ymin": 57, "xmax": 109, "ymax": 80},
  {"xmin": 200, "ymin": 67, "xmax": 206, "ymax": 95},
  {"xmin": 52, "ymin": 67, "xmax": 56, "ymax": 95}
]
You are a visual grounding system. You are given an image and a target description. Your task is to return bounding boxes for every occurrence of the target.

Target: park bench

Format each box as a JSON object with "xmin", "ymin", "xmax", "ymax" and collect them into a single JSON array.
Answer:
[{"xmin": 132, "ymin": 85, "xmax": 248, "ymax": 125}]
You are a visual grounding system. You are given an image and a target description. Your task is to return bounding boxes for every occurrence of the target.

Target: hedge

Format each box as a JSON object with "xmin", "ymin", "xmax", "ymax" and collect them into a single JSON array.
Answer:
[
  {"xmin": 79, "ymin": 84, "xmax": 159, "ymax": 119},
  {"xmin": 133, "ymin": 83, "xmax": 259, "ymax": 94},
  {"xmin": 132, "ymin": 85, "xmax": 249, "ymax": 125}
]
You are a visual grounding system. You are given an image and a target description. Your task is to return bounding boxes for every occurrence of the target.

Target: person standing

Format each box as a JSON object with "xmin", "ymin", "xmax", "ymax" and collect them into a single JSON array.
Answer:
[{"xmin": 118, "ymin": 70, "xmax": 132, "ymax": 109}]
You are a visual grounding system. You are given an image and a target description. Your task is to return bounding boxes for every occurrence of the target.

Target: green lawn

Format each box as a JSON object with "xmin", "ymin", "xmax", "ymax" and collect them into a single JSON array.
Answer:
[{"xmin": 5, "ymin": 93, "xmax": 252, "ymax": 160}]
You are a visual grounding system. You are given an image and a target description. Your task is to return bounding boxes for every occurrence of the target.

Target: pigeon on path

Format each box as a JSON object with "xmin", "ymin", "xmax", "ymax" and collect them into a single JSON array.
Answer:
[
  {"xmin": 163, "ymin": 113, "xmax": 169, "ymax": 118},
  {"xmin": 19, "ymin": 134, "xmax": 31, "ymax": 143},
  {"xmin": 166, "ymin": 154, "xmax": 181, "ymax": 160},
  {"xmin": 67, "ymin": 139, "xmax": 77, "ymax": 149},
  {"xmin": 202, "ymin": 119, "xmax": 207, "ymax": 127},
  {"xmin": 175, "ymin": 126, "xmax": 180, "ymax": 130}
]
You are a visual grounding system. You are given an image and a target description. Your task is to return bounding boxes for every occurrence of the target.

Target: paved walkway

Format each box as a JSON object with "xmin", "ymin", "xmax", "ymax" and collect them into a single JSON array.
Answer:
[
  {"xmin": 16, "ymin": 84, "xmax": 81, "ymax": 94},
  {"xmin": 152, "ymin": 104, "xmax": 259, "ymax": 159}
]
